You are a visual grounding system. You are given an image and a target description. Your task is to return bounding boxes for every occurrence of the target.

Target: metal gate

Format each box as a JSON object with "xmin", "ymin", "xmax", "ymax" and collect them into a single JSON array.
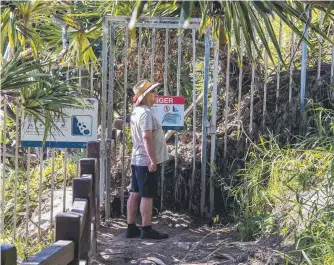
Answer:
[{"xmin": 100, "ymin": 16, "xmax": 219, "ymax": 218}]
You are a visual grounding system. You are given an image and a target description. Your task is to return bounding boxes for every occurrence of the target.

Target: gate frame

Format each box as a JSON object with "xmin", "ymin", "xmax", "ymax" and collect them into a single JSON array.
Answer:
[{"xmin": 101, "ymin": 16, "xmax": 219, "ymax": 217}]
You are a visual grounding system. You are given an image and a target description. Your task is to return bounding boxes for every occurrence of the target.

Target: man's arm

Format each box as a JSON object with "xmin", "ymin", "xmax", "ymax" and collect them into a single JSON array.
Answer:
[{"xmin": 142, "ymin": 130, "xmax": 157, "ymax": 172}]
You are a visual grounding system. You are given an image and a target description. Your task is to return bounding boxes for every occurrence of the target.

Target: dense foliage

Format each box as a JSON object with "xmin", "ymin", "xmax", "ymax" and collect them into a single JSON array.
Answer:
[{"xmin": 1, "ymin": 1, "xmax": 334, "ymax": 264}]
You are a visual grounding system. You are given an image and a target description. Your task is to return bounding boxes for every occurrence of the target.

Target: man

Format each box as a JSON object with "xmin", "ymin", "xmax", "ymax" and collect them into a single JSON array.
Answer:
[{"xmin": 126, "ymin": 80, "xmax": 169, "ymax": 239}]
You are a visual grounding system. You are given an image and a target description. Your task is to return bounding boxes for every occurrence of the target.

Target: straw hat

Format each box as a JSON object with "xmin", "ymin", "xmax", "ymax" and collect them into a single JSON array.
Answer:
[{"xmin": 132, "ymin": 80, "xmax": 160, "ymax": 106}]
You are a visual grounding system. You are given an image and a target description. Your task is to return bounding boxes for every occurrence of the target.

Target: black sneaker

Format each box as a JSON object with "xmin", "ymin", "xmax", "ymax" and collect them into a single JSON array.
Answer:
[
  {"xmin": 125, "ymin": 226, "xmax": 141, "ymax": 238},
  {"xmin": 140, "ymin": 228, "xmax": 169, "ymax": 240}
]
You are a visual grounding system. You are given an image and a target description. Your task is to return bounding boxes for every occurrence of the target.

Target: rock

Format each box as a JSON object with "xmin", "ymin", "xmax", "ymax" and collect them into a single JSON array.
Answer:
[
  {"xmin": 138, "ymin": 257, "xmax": 166, "ymax": 265},
  {"xmin": 139, "ymin": 260, "xmax": 155, "ymax": 265},
  {"xmin": 235, "ymin": 252, "xmax": 248, "ymax": 262},
  {"xmin": 17, "ymin": 187, "xmax": 73, "ymax": 238},
  {"xmin": 173, "ymin": 241, "xmax": 193, "ymax": 250},
  {"xmin": 146, "ymin": 257, "xmax": 166, "ymax": 265},
  {"xmin": 180, "ymin": 262, "xmax": 220, "ymax": 265}
]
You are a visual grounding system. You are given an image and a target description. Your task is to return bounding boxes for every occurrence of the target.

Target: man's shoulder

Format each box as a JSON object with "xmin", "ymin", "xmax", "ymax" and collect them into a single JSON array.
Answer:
[{"xmin": 133, "ymin": 105, "xmax": 152, "ymax": 116}]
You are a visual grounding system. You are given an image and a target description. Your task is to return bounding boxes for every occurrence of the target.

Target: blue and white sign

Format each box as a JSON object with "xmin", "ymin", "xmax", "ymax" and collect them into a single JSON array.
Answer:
[{"xmin": 21, "ymin": 98, "xmax": 98, "ymax": 148}]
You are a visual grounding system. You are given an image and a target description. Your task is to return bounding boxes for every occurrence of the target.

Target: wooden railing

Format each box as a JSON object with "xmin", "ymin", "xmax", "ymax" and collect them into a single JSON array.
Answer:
[{"xmin": 1, "ymin": 142, "xmax": 100, "ymax": 265}]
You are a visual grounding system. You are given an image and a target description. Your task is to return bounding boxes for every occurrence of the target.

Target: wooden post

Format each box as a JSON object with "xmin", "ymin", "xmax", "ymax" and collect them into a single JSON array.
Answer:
[
  {"xmin": 1, "ymin": 245, "xmax": 17, "ymax": 265},
  {"xmin": 55, "ymin": 213, "xmax": 81, "ymax": 265},
  {"xmin": 87, "ymin": 141, "xmax": 100, "ymax": 231},
  {"xmin": 79, "ymin": 158, "xmax": 97, "ymax": 258},
  {"xmin": 80, "ymin": 158, "xmax": 97, "ymax": 217},
  {"xmin": 72, "ymin": 177, "xmax": 92, "ymax": 261},
  {"xmin": 21, "ymin": 241, "xmax": 75, "ymax": 265}
]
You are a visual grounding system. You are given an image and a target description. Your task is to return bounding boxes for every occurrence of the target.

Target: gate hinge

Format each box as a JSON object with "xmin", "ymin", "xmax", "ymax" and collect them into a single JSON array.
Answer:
[
  {"xmin": 207, "ymin": 126, "xmax": 216, "ymax": 134},
  {"xmin": 206, "ymin": 121, "xmax": 216, "ymax": 134}
]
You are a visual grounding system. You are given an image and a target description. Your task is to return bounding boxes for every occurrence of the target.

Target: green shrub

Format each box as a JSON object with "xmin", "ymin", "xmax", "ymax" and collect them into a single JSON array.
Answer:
[{"xmin": 232, "ymin": 103, "xmax": 334, "ymax": 264}]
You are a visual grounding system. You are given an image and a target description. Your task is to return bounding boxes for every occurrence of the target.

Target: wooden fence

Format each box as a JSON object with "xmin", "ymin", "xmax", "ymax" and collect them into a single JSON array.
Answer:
[{"xmin": 1, "ymin": 142, "xmax": 100, "ymax": 265}]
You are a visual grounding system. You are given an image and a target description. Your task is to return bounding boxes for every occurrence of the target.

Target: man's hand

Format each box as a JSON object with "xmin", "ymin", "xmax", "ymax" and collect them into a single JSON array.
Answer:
[
  {"xmin": 142, "ymin": 130, "xmax": 157, "ymax": 172},
  {"xmin": 148, "ymin": 162, "xmax": 157, "ymax": 172}
]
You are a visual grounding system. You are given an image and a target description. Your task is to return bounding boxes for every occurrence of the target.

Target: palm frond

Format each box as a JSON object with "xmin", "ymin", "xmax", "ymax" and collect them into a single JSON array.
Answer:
[
  {"xmin": 21, "ymin": 77, "xmax": 83, "ymax": 142},
  {"xmin": 128, "ymin": 0, "xmax": 334, "ymax": 67},
  {"xmin": 1, "ymin": 53, "xmax": 48, "ymax": 92}
]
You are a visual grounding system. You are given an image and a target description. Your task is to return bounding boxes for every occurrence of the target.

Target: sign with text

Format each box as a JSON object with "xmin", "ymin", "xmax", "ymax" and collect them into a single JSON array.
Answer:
[
  {"xmin": 21, "ymin": 98, "xmax": 98, "ymax": 148},
  {"xmin": 152, "ymin": 96, "xmax": 185, "ymax": 130}
]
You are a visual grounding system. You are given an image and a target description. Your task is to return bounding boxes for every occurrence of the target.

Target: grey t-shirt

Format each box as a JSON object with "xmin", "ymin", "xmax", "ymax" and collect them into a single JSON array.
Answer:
[{"xmin": 130, "ymin": 105, "xmax": 169, "ymax": 166}]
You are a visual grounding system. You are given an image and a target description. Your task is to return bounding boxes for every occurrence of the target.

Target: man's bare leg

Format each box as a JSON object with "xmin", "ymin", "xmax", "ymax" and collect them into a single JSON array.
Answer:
[
  {"xmin": 126, "ymin": 192, "xmax": 141, "ymax": 238},
  {"xmin": 127, "ymin": 192, "xmax": 140, "ymax": 224},
  {"xmin": 140, "ymin": 197, "xmax": 168, "ymax": 239},
  {"xmin": 140, "ymin": 197, "xmax": 153, "ymax": 226}
]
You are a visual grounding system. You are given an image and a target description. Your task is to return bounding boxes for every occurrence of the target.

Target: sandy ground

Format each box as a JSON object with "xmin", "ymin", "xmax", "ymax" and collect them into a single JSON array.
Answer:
[{"xmin": 92, "ymin": 211, "xmax": 284, "ymax": 265}]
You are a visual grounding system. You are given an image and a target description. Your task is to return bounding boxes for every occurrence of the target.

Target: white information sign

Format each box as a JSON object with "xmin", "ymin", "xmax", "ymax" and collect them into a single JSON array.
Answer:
[
  {"xmin": 21, "ymin": 98, "xmax": 98, "ymax": 148},
  {"xmin": 152, "ymin": 96, "xmax": 185, "ymax": 130}
]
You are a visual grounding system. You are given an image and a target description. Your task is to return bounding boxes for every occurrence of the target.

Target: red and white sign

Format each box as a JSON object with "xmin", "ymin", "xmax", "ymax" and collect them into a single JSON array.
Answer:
[
  {"xmin": 153, "ymin": 96, "xmax": 185, "ymax": 130},
  {"xmin": 155, "ymin": 97, "xmax": 185, "ymax": 104}
]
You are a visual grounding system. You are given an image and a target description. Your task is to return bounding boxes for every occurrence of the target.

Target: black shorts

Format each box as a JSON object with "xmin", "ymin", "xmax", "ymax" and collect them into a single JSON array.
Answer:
[{"xmin": 131, "ymin": 164, "xmax": 161, "ymax": 198}]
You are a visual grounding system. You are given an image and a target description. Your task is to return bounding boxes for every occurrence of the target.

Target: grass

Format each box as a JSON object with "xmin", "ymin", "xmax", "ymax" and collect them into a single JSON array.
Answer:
[{"xmin": 230, "ymin": 102, "xmax": 334, "ymax": 264}]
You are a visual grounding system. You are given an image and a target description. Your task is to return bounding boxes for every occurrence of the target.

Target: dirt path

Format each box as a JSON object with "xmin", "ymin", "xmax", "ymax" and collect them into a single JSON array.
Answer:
[{"xmin": 92, "ymin": 211, "xmax": 284, "ymax": 265}]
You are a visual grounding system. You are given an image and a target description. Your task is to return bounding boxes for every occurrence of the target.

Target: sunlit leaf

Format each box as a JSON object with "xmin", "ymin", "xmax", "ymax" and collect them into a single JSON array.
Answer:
[
  {"xmin": 181, "ymin": 1, "xmax": 193, "ymax": 28},
  {"xmin": 129, "ymin": 0, "xmax": 147, "ymax": 30}
]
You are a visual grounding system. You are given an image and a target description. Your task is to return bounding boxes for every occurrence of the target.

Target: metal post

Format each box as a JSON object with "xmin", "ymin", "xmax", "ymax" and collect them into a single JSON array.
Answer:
[
  {"xmin": 38, "ymin": 148, "xmax": 43, "ymax": 239},
  {"xmin": 289, "ymin": 13, "xmax": 295, "ymax": 105},
  {"xmin": 164, "ymin": 29, "xmax": 169, "ymax": 94},
  {"xmin": 237, "ymin": 30, "xmax": 244, "ymax": 137},
  {"xmin": 177, "ymin": 31, "xmax": 181, "ymax": 95},
  {"xmin": 25, "ymin": 147, "xmax": 31, "ymax": 240},
  {"xmin": 78, "ymin": 67, "xmax": 82, "ymax": 92},
  {"xmin": 263, "ymin": 36, "xmax": 269, "ymax": 130},
  {"xmin": 63, "ymin": 149, "xmax": 68, "ymax": 212},
  {"xmin": 106, "ymin": 22, "xmax": 115, "ymax": 219},
  {"xmin": 200, "ymin": 30, "xmax": 210, "ymax": 217},
  {"xmin": 100, "ymin": 18, "xmax": 108, "ymax": 209},
  {"xmin": 90, "ymin": 62, "xmax": 94, "ymax": 97},
  {"xmin": 121, "ymin": 28, "xmax": 129, "ymax": 215},
  {"xmin": 66, "ymin": 70, "xmax": 69, "ymax": 84},
  {"xmin": 1, "ymin": 103, "xmax": 7, "ymax": 234},
  {"xmin": 300, "ymin": 8, "xmax": 309, "ymax": 113},
  {"xmin": 189, "ymin": 28, "xmax": 196, "ymax": 211},
  {"xmin": 161, "ymin": 28, "xmax": 169, "ymax": 211},
  {"xmin": 249, "ymin": 69, "xmax": 255, "ymax": 134},
  {"xmin": 76, "ymin": 152, "xmax": 79, "ymax": 178},
  {"xmin": 50, "ymin": 149, "xmax": 56, "ymax": 230},
  {"xmin": 276, "ymin": 19, "xmax": 282, "ymax": 113},
  {"xmin": 151, "ymin": 28, "xmax": 156, "ymax": 82},
  {"xmin": 317, "ymin": 11, "xmax": 324, "ymax": 85},
  {"xmin": 331, "ymin": 23, "xmax": 334, "ymax": 84},
  {"xmin": 223, "ymin": 45, "xmax": 230, "ymax": 160},
  {"xmin": 174, "ymin": 29, "xmax": 182, "ymax": 203},
  {"xmin": 138, "ymin": 27, "xmax": 142, "ymax": 82},
  {"xmin": 250, "ymin": 46, "xmax": 255, "ymax": 134},
  {"xmin": 13, "ymin": 105, "xmax": 19, "ymax": 239},
  {"xmin": 210, "ymin": 38, "xmax": 219, "ymax": 215}
]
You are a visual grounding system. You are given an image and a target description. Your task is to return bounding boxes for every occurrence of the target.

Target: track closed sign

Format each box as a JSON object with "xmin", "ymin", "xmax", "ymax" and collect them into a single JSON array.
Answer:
[{"xmin": 153, "ymin": 96, "xmax": 185, "ymax": 130}]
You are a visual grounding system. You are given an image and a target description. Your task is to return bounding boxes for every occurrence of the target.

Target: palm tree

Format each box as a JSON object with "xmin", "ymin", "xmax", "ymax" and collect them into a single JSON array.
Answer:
[
  {"xmin": 129, "ymin": 1, "xmax": 334, "ymax": 64},
  {"xmin": 0, "ymin": 0, "xmax": 104, "ymax": 68},
  {"xmin": 0, "ymin": 2, "xmax": 93, "ymax": 146}
]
